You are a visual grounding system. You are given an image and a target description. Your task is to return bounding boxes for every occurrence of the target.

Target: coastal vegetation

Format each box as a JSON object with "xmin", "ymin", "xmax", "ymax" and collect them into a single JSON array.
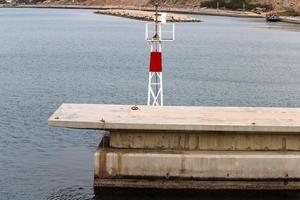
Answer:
[
  {"xmin": 149, "ymin": 0, "xmax": 298, "ymax": 14},
  {"xmin": 200, "ymin": 0, "xmax": 272, "ymax": 11},
  {"xmin": 277, "ymin": 8, "xmax": 299, "ymax": 16}
]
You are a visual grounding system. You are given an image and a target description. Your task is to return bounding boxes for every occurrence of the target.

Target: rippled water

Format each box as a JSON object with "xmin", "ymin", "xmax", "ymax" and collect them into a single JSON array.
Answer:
[{"xmin": 1, "ymin": 8, "xmax": 300, "ymax": 199}]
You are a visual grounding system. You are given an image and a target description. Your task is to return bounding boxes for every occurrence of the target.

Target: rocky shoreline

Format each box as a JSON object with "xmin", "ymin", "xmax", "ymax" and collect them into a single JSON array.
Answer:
[
  {"xmin": 279, "ymin": 16, "xmax": 300, "ymax": 24},
  {"xmin": 95, "ymin": 9, "xmax": 201, "ymax": 22},
  {"xmin": 0, "ymin": 4, "xmax": 263, "ymax": 18},
  {"xmin": 1, "ymin": 4, "xmax": 300, "ymax": 24}
]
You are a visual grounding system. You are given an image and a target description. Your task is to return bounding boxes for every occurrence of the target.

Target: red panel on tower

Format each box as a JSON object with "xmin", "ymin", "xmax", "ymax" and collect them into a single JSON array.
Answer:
[{"xmin": 149, "ymin": 52, "xmax": 162, "ymax": 72}]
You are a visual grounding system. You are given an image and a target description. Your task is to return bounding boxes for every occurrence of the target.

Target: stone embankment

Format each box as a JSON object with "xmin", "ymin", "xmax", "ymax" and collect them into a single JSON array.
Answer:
[
  {"xmin": 280, "ymin": 16, "xmax": 300, "ymax": 24},
  {"xmin": 95, "ymin": 9, "xmax": 201, "ymax": 22}
]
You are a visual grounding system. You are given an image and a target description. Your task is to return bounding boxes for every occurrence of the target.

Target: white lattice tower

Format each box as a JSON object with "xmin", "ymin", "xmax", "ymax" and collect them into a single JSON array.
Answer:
[{"xmin": 145, "ymin": 3, "xmax": 175, "ymax": 106}]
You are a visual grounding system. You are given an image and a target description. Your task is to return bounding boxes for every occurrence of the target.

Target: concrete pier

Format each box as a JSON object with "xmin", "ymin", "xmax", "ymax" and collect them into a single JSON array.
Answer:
[{"xmin": 48, "ymin": 104, "xmax": 300, "ymax": 190}]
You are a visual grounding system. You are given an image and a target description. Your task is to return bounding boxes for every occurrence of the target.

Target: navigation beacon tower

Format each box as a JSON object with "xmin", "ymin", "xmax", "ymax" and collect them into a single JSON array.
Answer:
[{"xmin": 145, "ymin": 3, "xmax": 175, "ymax": 106}]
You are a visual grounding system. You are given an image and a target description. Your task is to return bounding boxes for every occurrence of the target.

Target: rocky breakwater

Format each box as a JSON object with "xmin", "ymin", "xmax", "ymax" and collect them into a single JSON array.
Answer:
[
  {"xmin": 279, "ymin": 16, "xmax": 300, "ymax": 24},
  {"xmin": 95, "ymin": 9, "xmax": 201, "ymax": 22}
]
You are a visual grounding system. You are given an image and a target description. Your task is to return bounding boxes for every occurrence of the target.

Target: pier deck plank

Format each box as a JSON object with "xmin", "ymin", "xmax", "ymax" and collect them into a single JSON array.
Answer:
[{"xmin": 48, "ymin": 104, "xmax": 300, "ymax": 133}]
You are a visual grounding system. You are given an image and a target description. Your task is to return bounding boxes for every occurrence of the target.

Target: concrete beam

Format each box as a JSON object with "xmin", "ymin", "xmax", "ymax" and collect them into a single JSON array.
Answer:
[
  {"xmin": 94, "ymin": 178, "xmax": 300, "ymax": 190},
  {"xmin": 110, "ymin": 130, "xmax": 300, "ymax": 150},
  {"xmin": 94, "ymin": 148, "xmax": 300, "ymax": 180}
]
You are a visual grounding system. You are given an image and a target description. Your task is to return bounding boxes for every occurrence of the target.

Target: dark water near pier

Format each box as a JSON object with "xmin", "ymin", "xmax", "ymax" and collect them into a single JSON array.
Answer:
[{"xmin": 1, "ymin": 8, "xmax": 300, "ymax": 199}]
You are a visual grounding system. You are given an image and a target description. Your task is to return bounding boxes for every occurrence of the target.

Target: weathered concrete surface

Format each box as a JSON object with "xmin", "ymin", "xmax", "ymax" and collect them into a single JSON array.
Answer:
[
  {"xmin": 110, "ymin": 130, "xmax": 300, "ymax": 150},
  {"xmin": 94, "ymin": 178, "xmax": 300, "ymax": 190},
  {"xmin": 47, "ymin": 104, "xmax": 300, "ymax": 189},
  {"xmin": 94, "ymin": 148, "xmax": 300, "ymax": 180},
  {"xmin": 48, "ymin": 104, "xmax": 300, "ymax": 133}
]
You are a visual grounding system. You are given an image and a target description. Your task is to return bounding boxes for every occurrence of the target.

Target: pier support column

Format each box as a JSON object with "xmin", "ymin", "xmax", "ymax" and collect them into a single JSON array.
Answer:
[{"xmin": 94, "ymin": 136, "xmax": 300, "ymax": 190}]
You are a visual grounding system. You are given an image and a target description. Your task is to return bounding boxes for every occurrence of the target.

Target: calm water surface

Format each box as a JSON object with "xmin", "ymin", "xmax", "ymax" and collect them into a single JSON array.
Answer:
[{"xmin": 1, "ymin": 8, "xmax": 300, "ymax": 200}]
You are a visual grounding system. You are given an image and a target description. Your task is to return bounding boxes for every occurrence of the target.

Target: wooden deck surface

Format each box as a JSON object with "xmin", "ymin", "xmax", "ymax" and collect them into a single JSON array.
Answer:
[{"xmin": 48, "ymin": 104, "xmax": 300, "ymax": 132}]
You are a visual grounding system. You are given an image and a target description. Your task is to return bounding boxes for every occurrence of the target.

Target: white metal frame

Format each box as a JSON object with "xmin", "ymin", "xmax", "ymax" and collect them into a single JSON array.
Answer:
[
  {"xmin": 145, "ymin": 8, "xmax": 175, "ymax": 106},
  {"xmin": 145, "ymin": 23, "xmax": 175, "ymax": 42},
  {"xmin": 147, "ymin": 72, "xmax": 163, "ymax": 106}
]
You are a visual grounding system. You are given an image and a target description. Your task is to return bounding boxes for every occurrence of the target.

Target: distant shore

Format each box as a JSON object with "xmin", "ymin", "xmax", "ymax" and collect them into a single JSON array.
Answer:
[
  {"xmin": 1, "ymin": 4, "xmax": 300, "ymax": 24},
  {"xmin": 0, "ymin": 4, "xmax": 264, "ymax": 18}
]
